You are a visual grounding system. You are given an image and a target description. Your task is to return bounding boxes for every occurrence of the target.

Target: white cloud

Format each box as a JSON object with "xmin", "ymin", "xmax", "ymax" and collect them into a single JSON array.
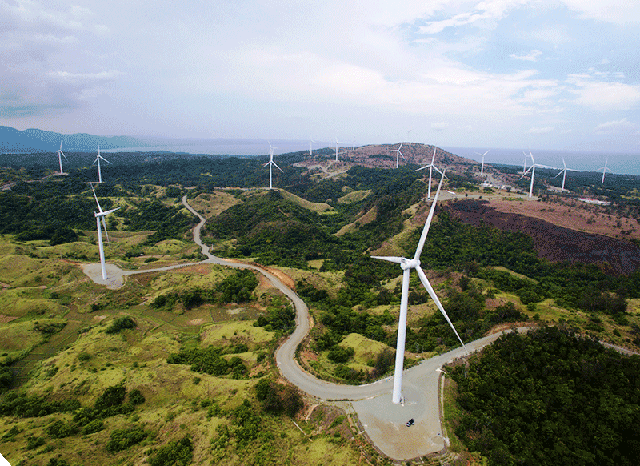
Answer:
[
  {"xmin": 431, "ymin": 121, "xmax": 449, "ymax": 130},
  {"xmin": 510, "ymin": 50, "xmax": 542, "ymax": 62},
  {"xmin": 567, "ymin": 76, "xmax": 640, "ymax": 110},
  {"xmin": 594, "ymin": 118, "xmax": 639, "ymax": 134},
  {"xmin": 528, "ymin": 126, "xmax": 554, "ymax": 134}
]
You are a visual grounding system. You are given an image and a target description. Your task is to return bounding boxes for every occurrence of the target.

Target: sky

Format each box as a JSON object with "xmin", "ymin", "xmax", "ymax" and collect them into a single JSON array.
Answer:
[{"xmin": 2, "ymin": 0, "xmax": 640, "ymax": 154}]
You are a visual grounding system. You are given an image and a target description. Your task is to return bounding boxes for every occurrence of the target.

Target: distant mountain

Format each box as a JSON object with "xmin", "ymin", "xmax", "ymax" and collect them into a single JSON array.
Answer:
[{"xmin": 0, "ymin": 126, "xmax": 149, "ymax": 153}]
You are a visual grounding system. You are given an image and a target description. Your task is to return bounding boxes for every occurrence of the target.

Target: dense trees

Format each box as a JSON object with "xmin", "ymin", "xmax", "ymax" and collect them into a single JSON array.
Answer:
[{"xmin": 450, "ymin": 327, "xmax": 640, "ymax": 466}]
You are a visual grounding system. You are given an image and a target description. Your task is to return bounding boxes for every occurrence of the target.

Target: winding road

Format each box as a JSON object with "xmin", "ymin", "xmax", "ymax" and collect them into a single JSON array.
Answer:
[{"xmin": 82, "ymin": 194, "xmax": 522, "ymax": 461}]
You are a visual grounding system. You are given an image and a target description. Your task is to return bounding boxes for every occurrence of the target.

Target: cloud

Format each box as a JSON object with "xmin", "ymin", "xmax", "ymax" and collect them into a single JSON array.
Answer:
[
  {"xmin": 567, "ymin": 75, "xmax": 640, "ymax": 110},
  {"xmin": 431, "ymin": 121, "xmax": 449, "ymax": 130},
  {"xmin": 594, "ymin": 118, "xmax": 639, "ymax": 134},
  {"xmin": 528, "ymin": 126, "xmax": 554, "ymax": 134},
  {"xmin": 510, "ymin": 50, "xmax": 542, "ymax": 62}
]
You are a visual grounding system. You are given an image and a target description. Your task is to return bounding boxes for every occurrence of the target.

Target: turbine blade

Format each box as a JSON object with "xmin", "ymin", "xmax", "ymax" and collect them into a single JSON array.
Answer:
[
  {"xmin": 416, "ymin": 266, "xmax": 466, "ymax": 349},
  {"xmin": 413, "ymin": 169, "xmax": 446, "ymax": 260},
  {"xmin": 90, "ymin": 185, "xmax": 103, "ymax": 212},
  {"xmin": 102, "ymin": 217, "xmax": 110, "ymax": 243},
  {"xmin": 416, "ymin": 166, "xmax": 427, "ymax": 172},
  {"xmin": 273, "ymin": 162, "xmax": 283, "ymax": 173},
  {"xmin": 371, "ymin": 255, "xmax": 405, "ymax": 264}
]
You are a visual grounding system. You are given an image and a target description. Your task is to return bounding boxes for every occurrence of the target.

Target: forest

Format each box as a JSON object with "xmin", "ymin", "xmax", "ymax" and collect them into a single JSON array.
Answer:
[{"xmin": 449, "ymin": 327, "xmax": 640, "ymax": 466}]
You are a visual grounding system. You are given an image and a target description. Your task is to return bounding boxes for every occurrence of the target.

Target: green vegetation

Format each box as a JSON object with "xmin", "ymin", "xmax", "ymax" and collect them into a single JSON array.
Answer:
[{"xmin": 449, "ymin": 327, "xmax": 640, "ymax": 466}]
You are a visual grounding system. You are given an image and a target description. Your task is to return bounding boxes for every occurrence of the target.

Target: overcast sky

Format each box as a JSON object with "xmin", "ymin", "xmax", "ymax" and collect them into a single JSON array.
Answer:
[{"xmin": 2, "ymin": 0, "xmax": 640, "ymax": 153}]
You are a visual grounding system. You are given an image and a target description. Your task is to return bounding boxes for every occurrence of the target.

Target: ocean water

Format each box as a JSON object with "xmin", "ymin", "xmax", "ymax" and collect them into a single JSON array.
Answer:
[
  {"xmin": 445, "ymin": 147, "xmax": 640, "ymax": 177},
  {"xmin": 105, "ymin": 140, "xmax": 640, "ymax": 176}
]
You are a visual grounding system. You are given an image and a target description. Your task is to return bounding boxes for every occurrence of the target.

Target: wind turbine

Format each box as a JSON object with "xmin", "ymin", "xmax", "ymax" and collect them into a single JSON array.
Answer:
[
  {"xmin": 521, "ymin": 152, "xmax": 554, "ymax": 198},
  {"xmin": 91, "ymin": 185, "xmax": 120, "ymax": 280},
  {"xmin": 372, "ymin": 170, "xmax": 465, "ymax": 405},
  {"xmin": 416, "ymin": 146, "xmax": 443, "ymax": 199},
  {"xmin": 334, "ymin": 137, "xmax": 340, "ymax": 162},
  {"xmin": 56, "ymin": 142, "xmax": 67, "ymax": 175},
  {"xmin": 522, "ymin": 151, "xmax": 530, "ymax": 175},
  {"xmin": 598, "ymin": 158, "xmax": 613, "ymax": 183},
  {"xmin": 264, "ymin": 143, "xmax": 282, "ymax": 190},
  {"xmin": 392, "ymin": 143, "xmax": 405, "ymax": 168},
  {"xmin": 475, "ymin": 150, "xmax": 489, "ymax": 177},
  {"xmin": 554, "ymin": 158, "xmax": 576, "ymax": 191},
  {"xmin": 92, "ymin": 146, "xmax": 111, "ymax": 183},
  {"xmin": 309, "ymin": 138, "xmax": 315, "ymax": 157}
]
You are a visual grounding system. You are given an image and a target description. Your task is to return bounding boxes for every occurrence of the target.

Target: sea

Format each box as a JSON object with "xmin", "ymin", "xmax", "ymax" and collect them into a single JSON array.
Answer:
[{"xmin": 103, "ymin": 140, "xmax": 640, "ymax": 177}]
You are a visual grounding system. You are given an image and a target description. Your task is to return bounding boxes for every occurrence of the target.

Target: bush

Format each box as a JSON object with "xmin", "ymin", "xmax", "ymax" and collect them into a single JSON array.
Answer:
[
  {"xmin": 327, "ymin": 346, "xmax": 354, "ymax": 364},
  {"xmin": 128, "ymin": 389, "xmax": 145, "ymax": 405},
  {"xmin": 46, "ymin": 419, "xmax": 78, "ymax": 438},
  {"xmin": 81, "ymin": 419, "xmax": 104, "ymax": 435},
  {"xmin": 106, "ymin": 426, "xmax": 149, "ymax": 452},
  {"xmin": 148, "ymin": 434, "xmax": 194, "ymax": 466},
  {"xmin": 105, "ymin": 316, "xmax": 136, "ymax": 334}
]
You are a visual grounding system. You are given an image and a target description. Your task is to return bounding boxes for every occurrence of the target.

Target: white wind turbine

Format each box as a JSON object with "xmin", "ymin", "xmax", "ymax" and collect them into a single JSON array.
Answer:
[
  {"xmin": 416, "ymin": 146, "xmax": 443, "ymax": 199},
  {"xmin": 92, "ymin": 146, "xmax": 111, "ymax": 183},
  {"xmin": 522, "ymin": 151, "xmax": 529, "ymax": 175},
  {"xmin": 392, "ymin": 143, "xmax": 405, "ymax": 168},
  {"xmin": 91, "ymin": 185, "xmax": 120, "ymax": 280},
  {"xmin": 56, "ymin": 142, "xmax": 67, "ymax": 175},
  {"xmin": 264, "ymin": 143, "xmax": 282, "ymax": 190},
  {"xmin": 521, "ymin": 152, "xmax": 554, "ymax": 198},
  {"xmin": 598, "ymin": 158, "xmax": 613, "ymax": 183},
  {"xmin": 554, "ymin": 158, "xmax": 576, "ymax": 191},
  {"xmin": 475, "ymin": 150, "xmax": 489, "ymax": 177},
  {"xmin": 334, "ymin": 137, "xmax": 340, "ymax": 162},
  {"xmin": 372, "ymin": 170, "xmax": 466, "ymax": 405},
  {"xmin": 309, "ymin": 138, "xmax": 315, "ymax": 157}
]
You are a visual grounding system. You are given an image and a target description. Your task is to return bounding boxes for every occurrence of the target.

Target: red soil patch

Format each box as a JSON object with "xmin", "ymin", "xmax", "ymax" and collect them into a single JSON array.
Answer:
[
  {"xmin": 0, "ymin": 315, "xmax": 18, "ymax": 323},
  {"xmin": 444, "ymin": 200, "xmax": 640, "ymax": 275},
  {"xmin": 487, "ymin": 199, "xmax": 640, "ymax": 241}
]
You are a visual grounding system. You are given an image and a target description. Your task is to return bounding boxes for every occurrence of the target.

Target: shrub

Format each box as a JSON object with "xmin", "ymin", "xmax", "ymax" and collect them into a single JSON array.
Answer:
[
  {"xmin": 46, "ymin": 419, "xmax": 78, "ymax": 438},
  {"xmin": 106, "ymin": 426, "xmax": 149, "ymax": 452},
  {"xmin": 327, "ymin": 346, "xmax": 354, "ymax": 364},
  {"xmin": 148, "ymin": 434, "xmax": 194, "ymax": 466},
  {"xmin": 81, "ymin": 419, "xmax": 104, "ymax": 435},
  {"xmin": 105, "ymin": 316, "xmax": 136, "ymax": 334},
  {"xmin": 128, "ymin": 389, "xmax": 145, "ymax": 405}
]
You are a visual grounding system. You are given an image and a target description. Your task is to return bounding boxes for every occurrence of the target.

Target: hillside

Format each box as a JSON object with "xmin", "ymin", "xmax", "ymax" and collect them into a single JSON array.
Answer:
[{"xmin": 0, "ymin": 150, "xmax": 639, "ymax": 464}]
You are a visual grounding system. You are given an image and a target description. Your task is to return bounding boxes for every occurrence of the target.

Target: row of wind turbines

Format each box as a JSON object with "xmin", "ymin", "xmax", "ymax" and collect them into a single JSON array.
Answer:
[
  {"xmin": 54, "ymin": 142, "xmax": 111, "ymax": 183},
  {"xmin": 519, "ymin": 151, "xmax": 613, "ymax": 198}
]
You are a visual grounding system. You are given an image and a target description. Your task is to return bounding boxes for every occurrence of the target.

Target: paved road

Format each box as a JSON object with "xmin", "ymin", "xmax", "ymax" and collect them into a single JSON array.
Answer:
[{"xmin": 82, "ymin": 195, "xmax": 523, "ymax": 460}]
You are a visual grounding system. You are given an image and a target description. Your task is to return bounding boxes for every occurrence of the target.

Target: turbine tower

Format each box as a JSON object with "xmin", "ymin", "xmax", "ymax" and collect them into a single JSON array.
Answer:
[
  {"xmin": 391, "ymin": 143, "xmax": 404, "ymax": 168},
  {"xmin": 554, "ymin": 158, "xmax": 576, "ymax": 191},
  {"xmin": 92, "ymin": 146, "xmax": 111, "ymax": 183},
  {"xmin": 372, "ymin": 170, "xmax": 466, "ymax": 405},
  {"xmin": 56, "ymin": 142, "xmax": 67, "ymax": 175},
  {"xmin": 309, "ymin": 138, "xmax": 315, "ymax": 157},
  {"xmin": 91, "ymin": 185, "xmax": 120, "ymax": 280},
  {"xmin": 264, "ymin": 143, "xmax": 282, "ymax": 190},
  {"xmin": 521, "ymin": 152, "xmax": 554, "ymax": 198},
  {"xmin": 475, "ymin": 150, "xmax": 489, "ymax": 177},
  {"xmin": 599, "ymin": 158, "xmax": 613, "ymax": 183},
  {"xmin": 334, "ymin": 137, "xmax": 340, "ymax": 162},
  {"xmin": 416, "ymin": 146, "xmax": 443, "ymax": 199}
]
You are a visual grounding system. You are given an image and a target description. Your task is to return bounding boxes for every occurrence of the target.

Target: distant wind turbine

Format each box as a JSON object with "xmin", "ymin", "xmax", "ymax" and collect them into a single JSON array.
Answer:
[
  {"xmin": 416, "ymin": 146, "xmax": 443, "ymax": 199},
  {"xmin": 264, "ymin": 143, "xmax": 282, "ymax": 190},
  {"xmin": 92, "ymin": 146, "xmax": 111, "ymax": 184},
  {"xmin": 475, "ymin": 150, "xmax": 489, "ymax": 177},
  {"xmin": 554, "ymin": 158, "xmax": 576, "ymax": 191},
  {"xmin": 309, "ymin": 138, "xmax": 315, "ymax": 157},
  {"xmin": 91, "ymin": 185, "xmax": 120, "ymax": 280},
  {"xmin": 391, "ymin": 143, "xmax": 405, "ymax": 168},
  {"xmin": 372, "ymin": 169, "xmax": 465, "ymax": 405},
  {"xmin": 521, "ymin": 152, "xmax": 555, "ymax": 198},
  {"xmin": 334, "ymin": 137, "xmax": 340, "ymax": 162},
  {"xmin": 598, "ymin": 158, "xmax": 613, "ymax": 183},
  {"xmin": 56, "ymin": 142, "xmax": 67, "ymax": 175}
]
